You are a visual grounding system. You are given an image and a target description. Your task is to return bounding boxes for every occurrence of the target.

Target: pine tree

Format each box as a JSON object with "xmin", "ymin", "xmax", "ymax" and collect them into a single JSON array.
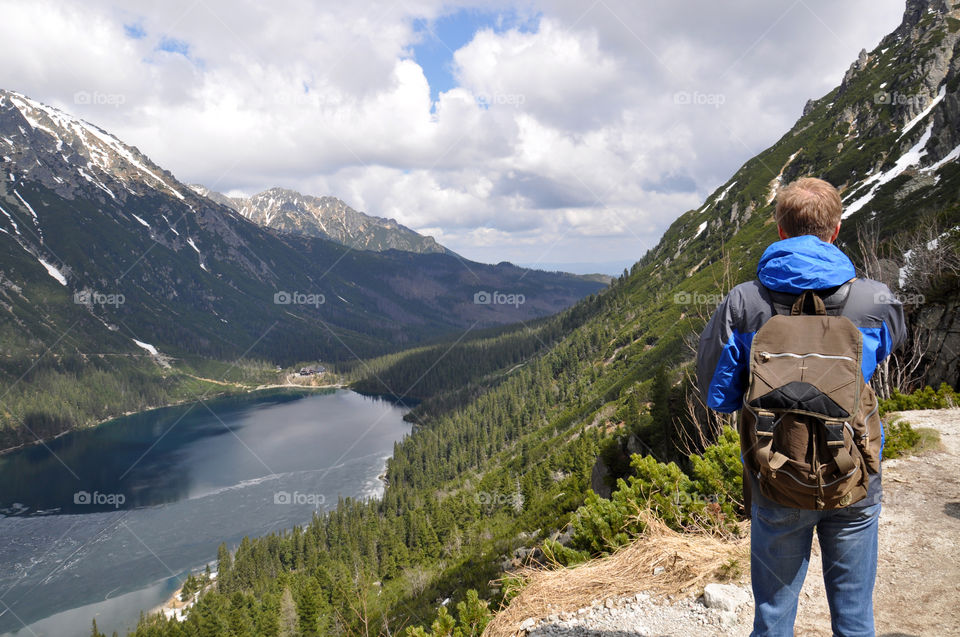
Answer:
[
  {"xmin": 278, "ymin": 587, "xmax": 299, "ymax": 637},
  {"xmin": 90, "ymin": 619, "xmax": 106, "ymax": 637},
  {"xmin": 650, "ymin": 365, "xmax": 672, "ymax": 459}
]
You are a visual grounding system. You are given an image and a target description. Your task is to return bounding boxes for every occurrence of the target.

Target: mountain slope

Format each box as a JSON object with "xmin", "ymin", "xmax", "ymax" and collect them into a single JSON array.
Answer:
[
  {"xmin": 192, "ymin": 184, "xmax": 451, "ymax": 255},
  {"xmin": 0, "ymin": 91, "xmax": 604, "ymax": 448}
]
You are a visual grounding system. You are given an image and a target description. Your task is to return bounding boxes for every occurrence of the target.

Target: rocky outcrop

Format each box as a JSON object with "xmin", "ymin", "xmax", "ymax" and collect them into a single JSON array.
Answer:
[{"xmin": 916, "ymin": 298, "xmax": 960, "ymax": 389}]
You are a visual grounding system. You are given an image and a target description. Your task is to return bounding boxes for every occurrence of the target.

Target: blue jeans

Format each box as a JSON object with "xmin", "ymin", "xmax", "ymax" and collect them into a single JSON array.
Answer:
[{"xmin": 750, "ymin": 498, "xmax": 881, "ymax": 637}]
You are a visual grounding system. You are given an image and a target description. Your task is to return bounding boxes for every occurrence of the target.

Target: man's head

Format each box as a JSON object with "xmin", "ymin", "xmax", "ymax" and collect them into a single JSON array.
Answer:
[{"xmin": 774, "ymin": 177, "xmax": 843, "ymax": 242}]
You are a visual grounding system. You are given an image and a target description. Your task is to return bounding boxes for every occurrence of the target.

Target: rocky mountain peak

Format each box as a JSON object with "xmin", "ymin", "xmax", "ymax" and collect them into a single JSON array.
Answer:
[
  {"xmin": 898, "ymin": 0, "xmax": 957, "ymax": 33},
  {"xmin": 1, "ymin": 90, "xmax": 187, "ymax": 204},
  {"xmin": 198, "ymin": 184, "xmax": 451, "ymax": 255}
]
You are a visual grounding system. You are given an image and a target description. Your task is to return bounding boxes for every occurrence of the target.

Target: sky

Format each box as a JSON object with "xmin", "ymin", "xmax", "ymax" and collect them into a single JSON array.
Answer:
[{"xmin": 0, "ymin": 0, "xmax": 906, "ymax": 273}]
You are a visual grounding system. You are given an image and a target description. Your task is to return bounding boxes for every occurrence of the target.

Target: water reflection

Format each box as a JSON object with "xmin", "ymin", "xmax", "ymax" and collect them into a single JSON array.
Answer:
[
  {"xmin": 1, "ymin": 392, "xmax": 315, "ymax": 515},
  {"xmin": 0, "ymin": 389, "xmax": 409, "ymax": 636}
]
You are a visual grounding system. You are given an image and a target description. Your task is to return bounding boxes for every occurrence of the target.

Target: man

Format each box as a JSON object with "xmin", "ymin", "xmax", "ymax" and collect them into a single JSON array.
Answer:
[{"xmin": 696, "ymin": 177, "xmax": 905, "ymax": 636}]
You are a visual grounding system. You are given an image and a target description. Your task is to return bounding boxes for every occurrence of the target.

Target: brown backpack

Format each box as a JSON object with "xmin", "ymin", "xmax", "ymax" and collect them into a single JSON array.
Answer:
[{"xmin": 740, "ymin": 288, "xmax": 883, "ymax": 510}]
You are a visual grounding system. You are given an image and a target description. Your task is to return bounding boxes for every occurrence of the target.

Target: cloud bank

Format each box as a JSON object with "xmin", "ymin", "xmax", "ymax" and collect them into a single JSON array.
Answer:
[{"xmin": 0, "ymin": 0, "xmax": 905, "ymax": 270}]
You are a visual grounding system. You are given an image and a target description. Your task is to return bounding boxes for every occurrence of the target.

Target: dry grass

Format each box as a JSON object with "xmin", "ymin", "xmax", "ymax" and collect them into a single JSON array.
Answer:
[{"xmin": 483, "ymin": 515, "xmax": 749, "ymax": 637}]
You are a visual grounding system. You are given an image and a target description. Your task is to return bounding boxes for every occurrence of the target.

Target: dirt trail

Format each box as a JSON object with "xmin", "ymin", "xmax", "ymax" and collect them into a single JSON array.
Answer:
[
  {"xmin": 493, "ymin": 408, "xmax": 960, "ymax": 636},
  {"xmin": 793, "ymin": 408, "xmax": 960, "ymax": 637}
]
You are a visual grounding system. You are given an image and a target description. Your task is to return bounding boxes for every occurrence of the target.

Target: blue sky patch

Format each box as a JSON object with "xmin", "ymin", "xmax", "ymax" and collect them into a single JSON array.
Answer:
[
  {"xmin": 123, "ymin": 23, "xmax": 146, "ymax": 39},
  {"xmin": 157, "ymin": 36, "xmax": 191, "ymax": 56},
  {"xmin": 410, "ymin": 8, "xmax": 539, "ymax": 105}
]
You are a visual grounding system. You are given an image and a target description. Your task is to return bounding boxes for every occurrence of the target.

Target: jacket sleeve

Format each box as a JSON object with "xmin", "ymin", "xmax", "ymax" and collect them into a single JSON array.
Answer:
[
  {"xmin": 878, "ymin": 285, "xmax": 907, "ymax": 360},
  {"xmin": 697, "ymin": 289, "xmax": 750, "ymax": 413}
]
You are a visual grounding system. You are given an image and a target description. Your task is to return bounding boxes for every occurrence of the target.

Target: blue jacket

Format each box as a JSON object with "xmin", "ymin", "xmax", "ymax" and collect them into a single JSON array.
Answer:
[{"xmin": 697, "ymin": 235, "xmax": 905, "ymax": 413}]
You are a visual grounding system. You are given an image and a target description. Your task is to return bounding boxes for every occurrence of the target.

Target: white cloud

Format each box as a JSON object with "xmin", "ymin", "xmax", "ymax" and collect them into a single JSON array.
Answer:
[{"xmin": 0, "ymin": 0, "xmax": 906, "ymax": 270}]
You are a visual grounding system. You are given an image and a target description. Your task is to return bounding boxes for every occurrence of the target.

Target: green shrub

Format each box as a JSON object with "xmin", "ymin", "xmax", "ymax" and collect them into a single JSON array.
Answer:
[
  {"xmin": 880, "ymin": 383, "xmax": 957, "ymax": 415},
  {"xmin": 405, "ymin": 590, "xmax": 491, "ymax": 637},
  {"xmin": 689, "ymin": 426, "xmax": 743, "ymax": 518},
  {"xmin": 882, "ymin": 417, "xmax": 921, "ymax": 459},
  {"xmin": 563, "ymin": 426, "xmax": 744, "ymax": 559}
]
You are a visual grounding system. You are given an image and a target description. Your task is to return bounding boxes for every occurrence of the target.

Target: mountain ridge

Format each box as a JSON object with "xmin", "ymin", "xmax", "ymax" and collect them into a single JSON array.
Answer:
[{"xmin": 190, "ymin": 184, "xmax": 453, "ymax": 256}]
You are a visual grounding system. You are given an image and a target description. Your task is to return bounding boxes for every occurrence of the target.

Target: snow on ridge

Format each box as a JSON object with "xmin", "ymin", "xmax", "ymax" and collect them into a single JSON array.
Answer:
[
  {"xmin": 6, "ymin": 92, "xmax": 186, "ymax": 202},
  {"xmin": 37, "ymin": 257, "xmax": 67, "ymax": 285},
  {"xmin": 843, "ymin": 121, "xmax": 934, "ymax": 219},
  {"xmin": 715, "ymin": 180, "xmax": 737, "ymax": 204},
  {"xmin": 74, "ymin": 120, "xmax": 186, "ymax": 200},
  {"xmin": 13, "ymin": 190, "xmax": 39, "ymax": 224},
  {"xmin": 0, "ymin": 204, "xmax": 20, "ymax": 235},
  {"xmin": 899, "ymin": 85, "xmax": 946, "ymax": 140}
]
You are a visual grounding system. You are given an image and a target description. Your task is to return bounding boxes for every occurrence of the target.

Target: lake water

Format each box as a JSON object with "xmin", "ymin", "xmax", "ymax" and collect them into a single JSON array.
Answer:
[{"xmin": 0, "ymin": 389, "xmax": 410, "ymax": 637}]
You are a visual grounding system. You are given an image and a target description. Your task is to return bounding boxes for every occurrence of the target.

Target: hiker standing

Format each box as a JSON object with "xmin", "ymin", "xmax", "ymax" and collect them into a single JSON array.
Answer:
[{"xmin": 696, "ymin": 178, "xmax": 906, "ymax": 637}]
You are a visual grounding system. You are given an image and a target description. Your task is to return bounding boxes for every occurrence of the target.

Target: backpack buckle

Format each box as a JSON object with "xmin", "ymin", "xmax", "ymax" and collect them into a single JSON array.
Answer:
[
  {"xmin": 824, "ymin": 421, "xmax": 846, "ymax": 447},
  {"xmin": 755, "ymin": 410, "xmax": 776, "ymax": 436}
]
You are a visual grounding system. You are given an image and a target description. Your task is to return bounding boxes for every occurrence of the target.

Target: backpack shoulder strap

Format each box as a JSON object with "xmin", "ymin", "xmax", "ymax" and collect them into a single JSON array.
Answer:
[{"xmin": 757, "ymin": 278, "xmax": 856, "ymax": 317}]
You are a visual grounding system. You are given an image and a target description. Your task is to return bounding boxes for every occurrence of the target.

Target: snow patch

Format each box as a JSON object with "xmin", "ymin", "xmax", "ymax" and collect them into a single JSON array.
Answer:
[
  {"xmin": 77, "ymin": 167, "xmax": 116, "ymax": 199},
  {"xmin": 694, "ymin": 220, "xmax": 708, "ymax": 239},
  {"xmin": 186, "ymin": 237, "xmax": 208, "ymax": 271},
  {"xmin": 132, "ymin": 339, "xmax": 159, "ymax": 355},
  {"xmin": 0, "ymin": 204, "xmax": 20, "ymax": 235},
  {"xmin": 37, "ymin": 257, "xmax": 67, "ymax": 285},
  {"xmin": 131, "ymin": 214, "xmax": 151, "ymax": 228},
  {"xmin": 715, "ymin": 180, "xmax": 737, "ymax": 204},
  {"xmin": 13, "ymin": 190, "xmax": 39, "ymax": 224},
  {"xmin": 767, "ymin": 151, "xmax": 802, "ymax": 205},
  {"xmin": 162, "ymin": 215, "xmax": 180, "ymax": 236}
]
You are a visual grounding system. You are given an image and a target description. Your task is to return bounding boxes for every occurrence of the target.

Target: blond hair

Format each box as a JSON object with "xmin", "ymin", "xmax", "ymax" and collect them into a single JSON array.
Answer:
[{"xmin": 774, "ymin": 177, "xmax": 843, "ymax": 241}]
